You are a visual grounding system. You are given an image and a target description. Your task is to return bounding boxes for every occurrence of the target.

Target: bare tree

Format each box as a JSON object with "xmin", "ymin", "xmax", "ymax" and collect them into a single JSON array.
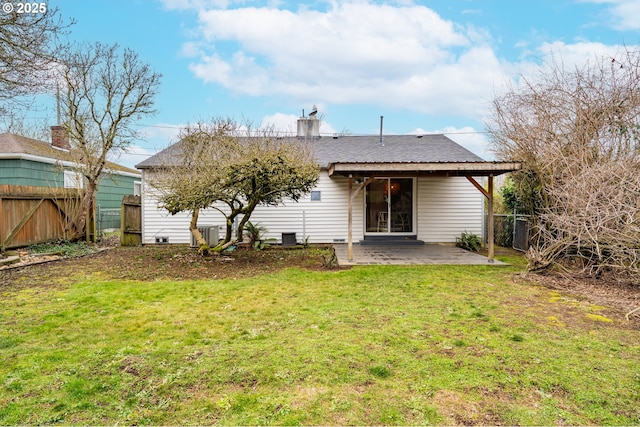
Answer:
[
  {"xmin": 0, "ymin": 107, "xmax": 53, "ymax": 141},
  {"xmin": 150, "ymin": 118, "xmax": 320, "ymax": 254},
  {"xmin": 487, "ymin": 50, "xmax": 640, "ymax": 279},
  {"xmin": 59, "ymin": 42, "xmax": 161, "ymax": 240},
  {"xmin": 0, "ymin": 5, "xmax": 73, "ymax": 105}
]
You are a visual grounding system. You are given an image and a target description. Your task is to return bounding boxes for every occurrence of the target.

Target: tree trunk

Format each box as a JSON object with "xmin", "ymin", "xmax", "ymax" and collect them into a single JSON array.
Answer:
[
  {"xmin": 70, "ymin": 179, "xmax": 97, "ymax": 241},
  {"xmin": 236, "ymin": 202, "xmax": 259, "ymax": 245},
  {"xmin": 189, "ymin": 208, "xmax": 210, "ymax": 254}
]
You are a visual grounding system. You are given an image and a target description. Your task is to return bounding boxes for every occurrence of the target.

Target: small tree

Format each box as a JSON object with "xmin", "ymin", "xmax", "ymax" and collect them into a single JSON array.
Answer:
[
  {"xmin": 150, "ymin": 118, "xmax": 320, "ymax": 253},
  {"xmin": 59, "ymin": 42, "xmax": 161, "ymax": 240}
]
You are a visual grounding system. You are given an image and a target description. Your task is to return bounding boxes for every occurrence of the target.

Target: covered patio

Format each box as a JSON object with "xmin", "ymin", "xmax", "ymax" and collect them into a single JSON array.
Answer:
[
  {"xmin": 330, "ymin": 161, "xmax": 522, "ymax": 264},
  {"xmin": 334, "ymin": 243, "xmax": 507, "ymax": 266}
]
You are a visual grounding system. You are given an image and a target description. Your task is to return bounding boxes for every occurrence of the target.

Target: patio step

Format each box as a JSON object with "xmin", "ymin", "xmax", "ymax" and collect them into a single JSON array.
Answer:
[{"xmin": 360, "ymin": 236, "xmax": 424, "ymax": 246}]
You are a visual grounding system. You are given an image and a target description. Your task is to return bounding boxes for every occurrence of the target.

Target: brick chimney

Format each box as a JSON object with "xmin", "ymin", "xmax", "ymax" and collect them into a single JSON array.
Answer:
[{"xmin": 51, "ymin": 125, "xmax": 70, "ymax": 150}]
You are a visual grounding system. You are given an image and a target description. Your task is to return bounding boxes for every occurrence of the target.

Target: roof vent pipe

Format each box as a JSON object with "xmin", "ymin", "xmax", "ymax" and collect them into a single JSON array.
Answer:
[{"xmin": 380, "ymin": 115, "xmax": 384, "ymax": 146}]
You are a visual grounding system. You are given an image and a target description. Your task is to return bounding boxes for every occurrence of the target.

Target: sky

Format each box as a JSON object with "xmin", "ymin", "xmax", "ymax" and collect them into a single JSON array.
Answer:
[{"xmin": 22, "ymin": 0, "xmax": 640, "ymax": 168}]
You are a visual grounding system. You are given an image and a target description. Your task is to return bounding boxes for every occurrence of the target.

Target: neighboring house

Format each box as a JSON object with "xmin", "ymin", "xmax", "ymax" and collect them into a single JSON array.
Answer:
[
  {"xmin": 136, "ymin": 115, "xmax": 521, "ymax": 261},
  {"xmin": 0, "ymin": 127, "xmax": 141, "ymax": 213}
]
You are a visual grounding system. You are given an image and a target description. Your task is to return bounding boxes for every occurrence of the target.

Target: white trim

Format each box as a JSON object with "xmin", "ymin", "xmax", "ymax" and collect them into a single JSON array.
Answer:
[{"xmin": 64, "ymin": 170, "xmax": 84, "ymax": 189}]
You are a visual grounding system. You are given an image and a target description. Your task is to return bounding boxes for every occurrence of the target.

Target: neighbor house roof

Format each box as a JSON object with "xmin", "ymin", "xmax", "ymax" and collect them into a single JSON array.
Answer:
[
  {"xmin": 136, "ymin": 134, "xmax": 521, "ymax": 176},
  {"xmin": 0, "ymin": 132, "xmax": 140, "ymax": 177}
]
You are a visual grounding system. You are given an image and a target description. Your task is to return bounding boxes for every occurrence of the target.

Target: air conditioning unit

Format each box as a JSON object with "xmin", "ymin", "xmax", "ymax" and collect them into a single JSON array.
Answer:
[{"xmin": 190, "ymin": 226, "xmax": 219, "ymax": 247}]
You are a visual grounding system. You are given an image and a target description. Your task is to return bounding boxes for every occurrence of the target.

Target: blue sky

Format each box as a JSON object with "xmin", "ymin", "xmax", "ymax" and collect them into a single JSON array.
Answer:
[{"xmin": 30, "ymin": 0, "xmax": 640, "ymax": 167}]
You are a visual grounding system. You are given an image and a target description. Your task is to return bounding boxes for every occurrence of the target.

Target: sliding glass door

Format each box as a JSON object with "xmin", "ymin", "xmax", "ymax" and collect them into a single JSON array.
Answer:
[{"xmin": 365, "ymin": 178, "xmax": 414, "ymax": 234}]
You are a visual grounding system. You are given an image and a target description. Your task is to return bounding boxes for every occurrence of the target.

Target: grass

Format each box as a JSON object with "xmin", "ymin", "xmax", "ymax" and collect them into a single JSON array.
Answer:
[{"xmin": 1, "ymin": 254, "xmax": 639, "ymax": 425}]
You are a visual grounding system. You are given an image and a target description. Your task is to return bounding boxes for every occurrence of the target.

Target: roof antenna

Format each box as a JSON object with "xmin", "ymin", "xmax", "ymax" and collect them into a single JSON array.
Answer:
[
  {"xmin": 379, "ymin": 115, "xmax": 384, "ymax": 146},
  {"xmin": 56, "ymin": 83, "xmax": 61, "ymax": 125}
]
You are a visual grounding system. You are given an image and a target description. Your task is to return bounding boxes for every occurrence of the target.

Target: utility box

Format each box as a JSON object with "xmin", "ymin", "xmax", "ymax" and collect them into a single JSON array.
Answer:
[
  {"xmin": 282, "ymin": 232, "xmax": 297, "ymax": 247},
  {"xmin": 190, "ymin": 226, "xmax": 219, "ymax": 247}
]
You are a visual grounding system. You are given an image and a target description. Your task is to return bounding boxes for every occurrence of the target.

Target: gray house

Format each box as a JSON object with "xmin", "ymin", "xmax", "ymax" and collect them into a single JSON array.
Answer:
[{"xmin": 136, "ymin": 115, "xmax": 520, "ymax": 261}]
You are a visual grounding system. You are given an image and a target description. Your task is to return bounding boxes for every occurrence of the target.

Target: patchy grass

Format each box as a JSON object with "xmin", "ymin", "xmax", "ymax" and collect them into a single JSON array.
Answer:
[
  {"xmin": 0, "ymin": 248, "xmax": 638, "ymax": 425},
  {"xmin": 27, "ymin": 240, "xmax": 97, "ymax": 258}
]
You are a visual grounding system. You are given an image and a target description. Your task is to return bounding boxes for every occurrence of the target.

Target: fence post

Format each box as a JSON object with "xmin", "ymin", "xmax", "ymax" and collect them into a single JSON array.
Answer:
[{"xmin": 512, "ymin": 209, "xmax": 517, "ymax": 249}]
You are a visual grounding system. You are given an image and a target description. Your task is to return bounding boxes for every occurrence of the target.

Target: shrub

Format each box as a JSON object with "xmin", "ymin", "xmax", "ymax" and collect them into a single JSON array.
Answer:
[{"xmin": 456, "ymin": 232, "xmax": 482, "ymax": 252}]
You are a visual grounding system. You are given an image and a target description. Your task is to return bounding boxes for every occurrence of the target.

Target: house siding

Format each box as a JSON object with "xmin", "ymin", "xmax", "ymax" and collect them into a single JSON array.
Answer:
[
  {"xmin": 245, "ymin": 173, "xmax": 363, "ymax": 244},
  {"xmin": 0, "ymin": 159, "xmax": 63, "ymax": 187},
  {"xmin": 141, "ymin": 171, "xmax": 364, "ymax": 245},
  {"xmin": 96, "ymin": 174, "xmax": 139, "ymax": 210},
  {"xmin": 416, "ymin": 176, "xmax": 484, "ymax": 242},
  {"xmin": 140, "ymin": 171, "xmax": 483, "ymax": 245}
]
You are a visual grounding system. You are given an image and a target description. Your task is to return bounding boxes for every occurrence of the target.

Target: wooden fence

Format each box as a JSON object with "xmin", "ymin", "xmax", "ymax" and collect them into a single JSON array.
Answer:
[
  {"xmin": 120, "ymin": 195, "xmax": 142, "ymax": 246},
  {"xmin": 0, "ymin": 185, "xmax": 82, "ymax": 251}
]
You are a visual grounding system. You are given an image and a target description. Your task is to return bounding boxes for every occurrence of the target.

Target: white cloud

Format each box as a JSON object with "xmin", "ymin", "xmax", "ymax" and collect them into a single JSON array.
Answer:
[
  {"xmin": 138, "ymin": 123, "xmax": 183, "ymax": 147},
  {"xmin": 182, "ymin": 2, "xmax": 508, "ymax": 119},
  {"xmin": 580, "ymin": 0, "xmax": 640, "ymax": 31},
  {"xmin": 410, "ymin": 126, "xmax": 493, "ymax": 160},
  {"xmin": 112, "ymin": 145, "xmax": 158, "ymax": 169},
  {"xmin": 165, "ymin": 0, "xmax": 639, "ymax": 126},
  {"xmin": 106, "ymin": 123, "xmax": 183, "ymax": 169},
  {"xmin": 536, "ymin": 40, "xmax": 627, "ymax": 66}
]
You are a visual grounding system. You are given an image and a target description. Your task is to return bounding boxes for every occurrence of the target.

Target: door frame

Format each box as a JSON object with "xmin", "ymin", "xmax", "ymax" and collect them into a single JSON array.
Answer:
[{"xmin": 363, "ymin": 177, "xmax": 416, "ymax": 236}]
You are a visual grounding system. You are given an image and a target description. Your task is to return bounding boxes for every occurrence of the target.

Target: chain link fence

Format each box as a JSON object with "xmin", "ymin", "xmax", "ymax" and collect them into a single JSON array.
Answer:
[
  {"xmin": 97, "ymin": 205, "xmax": 121, "ymax": 240},
  {"xmin": 488, "ymin": 212, "xmax": 531, "ymax": 252}
]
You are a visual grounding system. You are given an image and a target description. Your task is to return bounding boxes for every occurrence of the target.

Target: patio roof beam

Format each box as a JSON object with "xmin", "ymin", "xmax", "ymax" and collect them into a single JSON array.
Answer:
[
  {"xmin": 328, "ymin": 161, "xmax": 521, "ymax": 177},
  {"xmin": 348, "ymin": 176, "xmax": 375, "ymax": 261}
]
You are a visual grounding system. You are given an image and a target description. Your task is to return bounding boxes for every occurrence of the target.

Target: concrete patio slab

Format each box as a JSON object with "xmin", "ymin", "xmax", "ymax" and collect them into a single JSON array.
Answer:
[{"xmin": 333, "ymin": 243, "xmax": 506, "ymax": 266}]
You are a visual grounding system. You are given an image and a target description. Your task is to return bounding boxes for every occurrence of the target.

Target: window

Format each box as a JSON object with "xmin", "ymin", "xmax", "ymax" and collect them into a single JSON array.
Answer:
[
  {"xmin": 64, "ymin": 170, "xmax": 84, "ymax": 189},
  {"xmin": 310, "ymin": 190, "xmax": 321, "ymax": 201},
  {"xmin": 134, "ymin": 181, "xmax": 142, "ymax": 196}
]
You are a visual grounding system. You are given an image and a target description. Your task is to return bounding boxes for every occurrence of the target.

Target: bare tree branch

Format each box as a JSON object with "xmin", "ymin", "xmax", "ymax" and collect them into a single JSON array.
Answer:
[
  {"xmin": 0, "ymin": 6, "xmax": 74, "ymax": 105},
  {"xmin": 58, "ymin": 42, "xmax": 161, "ymax": 240},
  {"xmin": 488, "ymin": 49, "xmax": 640, "ymax": 279}
]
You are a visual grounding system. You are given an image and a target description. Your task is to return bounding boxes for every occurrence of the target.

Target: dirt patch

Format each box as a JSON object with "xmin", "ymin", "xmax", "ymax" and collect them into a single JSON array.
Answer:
[
  {"xmin": 0, "ymin": 244, "xmax": 334, "ymax": 292},
  {"xmin": 515, "ymin": 272, "xmax": 640, "ymax": 329},
  {"xmin": 480, "ymin": 245, "xmax": 640, "ymax": 328},
  {"xmin": 3, "ymin": 242, "xmax": 638, "ymax": 330},
  {"xmin": 432, "ymin": 389, "xmax": 503, "ymax": 425}
]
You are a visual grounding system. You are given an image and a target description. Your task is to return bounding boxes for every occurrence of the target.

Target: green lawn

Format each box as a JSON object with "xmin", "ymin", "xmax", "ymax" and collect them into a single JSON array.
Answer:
[{"xmin": 1, "ymin": 254, "xmax": 639, "ymax": 425}]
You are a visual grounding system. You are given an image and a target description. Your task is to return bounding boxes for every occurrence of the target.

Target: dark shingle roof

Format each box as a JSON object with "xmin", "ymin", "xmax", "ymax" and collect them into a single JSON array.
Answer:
[
  {"xmin": 0, "ymin": 132, "xmax": 140, "ymax": 175},
  {"xmin": 312, "ymin": 134, "xmax": 483, "ymax": 166},
  {"xmin": 136, "ymin": 134, "xmax": 484, "ymax": 170}
]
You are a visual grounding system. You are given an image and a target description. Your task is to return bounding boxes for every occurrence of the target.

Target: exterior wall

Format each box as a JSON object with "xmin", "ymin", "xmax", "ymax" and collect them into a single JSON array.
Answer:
[
  {"xmin": 247, "ymin": 173, "xmax": 362, "ymax": 244},
  {"xmin": 96, "ymin": 173, "xmax": 139, "ymax": 210},
  {"xmin": 141, "ymin": 170, "xmax": 363, "ymax": 245},
  {"xmin": 140, "ymin": 171, "xmax": 483, "ymax": 245},
  {"xmin": 416, "ymin": 176, "xmax": 484, "ymax": 242},
  {"xmin": 1, "ymin": 159, "xmax": 140, "ymax": 227},
  {"xmin": 0, "ymin": 159, "xmax": 63, "ymax": 187}
]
